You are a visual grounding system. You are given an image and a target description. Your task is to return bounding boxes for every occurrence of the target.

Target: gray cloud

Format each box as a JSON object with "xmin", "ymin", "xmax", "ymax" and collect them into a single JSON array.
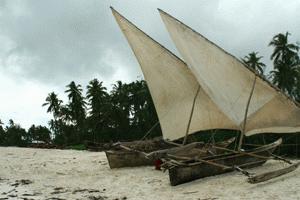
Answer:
[
  {"xmin": 0, "ymin": 0, "xmax": 138, "ymax": 86},
  {"xmin": 1, "ymin": 0, "xmax": 300, "ymax": 85},
  {"xmin": 0, "ymin": 0, "xmax": 299, "ymax": 127}
]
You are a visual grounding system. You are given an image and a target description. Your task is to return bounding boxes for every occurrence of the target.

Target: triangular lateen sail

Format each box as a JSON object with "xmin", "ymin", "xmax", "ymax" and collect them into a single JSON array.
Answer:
[
  {"xmin": 111, "ymin": 7, "xmax": 238, "ymax": 140},
  {"xmin": 158, "ymin": 9, "xmax": 300, "ymax": 136}
]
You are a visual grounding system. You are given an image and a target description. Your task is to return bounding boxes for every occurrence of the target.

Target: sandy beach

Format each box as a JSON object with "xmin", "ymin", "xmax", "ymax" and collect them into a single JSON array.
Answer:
[{"xmin": 0, "ymin": 147, "xmax": 299, "ymax": 200}]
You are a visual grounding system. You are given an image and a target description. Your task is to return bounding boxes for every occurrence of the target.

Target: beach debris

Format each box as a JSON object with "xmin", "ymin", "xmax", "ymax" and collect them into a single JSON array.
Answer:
[
  {"xmin": 45, "ymin": 198, "xmax": 66, "ymax": 200},
  {"xmin": 183, "ymin": 191, "xmax": 198, "ymax": 194},
  {"xmin": 11, "ymin": 179, "xmax": 33, "ymax": 187},
  {"xmin": 50, "ymin": 187, "xmax": 69, "ymax": 194},
  {"xmin": 22, "ymin": 192, "xmax": 41, "ymax": 197},
  {"xmin": 0, "ymin": 178, "xmax": 9, "ymax": 182},
  {"xmin": 72, "ymin": 188, "xmax": 100, "ymax": 194},
  {"xmin": 88, "ymin": 195, "xmax": 107, "ymax": 200}
]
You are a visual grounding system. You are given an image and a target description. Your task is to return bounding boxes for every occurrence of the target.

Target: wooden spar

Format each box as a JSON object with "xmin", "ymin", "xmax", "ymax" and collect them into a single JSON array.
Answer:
[
  {"xmin": 234, "ymin": 166, "xmax": 253, "ymax": 177},
  {"xmin": 164, "ymin": 140, "xmax": 182, "ymax": 147},
  {"xmin": 145, "ymin": 142, "xmax": 204, "ymax": 159},
  {"xmin": 183, "ymin": 85, "xmax": 201, "ymax": 145},
  {"xmin": 167, "ymin": 158, "xmax": 187, "ymax": 166},
  {"xmin": 237, "ymin": 160, "xmax": 268, "ymax": 168},
  {"xmin": 238, "ymin": 75, "xmax": 257, "ymax": 151},
  {"xmin": 166, "ymin": 154, "xmax": 232, "ymax": 169},
  {"xmin": 271, "ymin": 153, "xmax": 293, "ymax": 164},
  {"xmin": 212, "ymin": 145, "xmax": 272, "ymax": 160},
  {"xmin": 117, "ymin": 144, "xmax": 148, "ymax": 157},
  {"xmin": 248, "ymin": 161, "xmax": 300, "ymax": 184}
]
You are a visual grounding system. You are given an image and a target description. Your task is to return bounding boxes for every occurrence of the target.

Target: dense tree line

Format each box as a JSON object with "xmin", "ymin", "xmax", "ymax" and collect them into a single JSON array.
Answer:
[
  {"xmin": 43, "ymin": 79, "xmax": 161, "ymax": 145},
  {"xmin": 0, "ymin": 119, "xmax": 51, "ymax": 147},
  {"xmin": 0, "ymin": 32, "xmax": 299, "ymax": 156},
  {"xmin": 0, "ymin": 79, "xmax": 161, "ymax": 147}
]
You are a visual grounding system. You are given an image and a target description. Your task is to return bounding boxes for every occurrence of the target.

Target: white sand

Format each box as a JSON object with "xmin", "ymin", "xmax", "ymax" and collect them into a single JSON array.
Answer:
[{"xmin": 0, "ymin": 147, "xmax": 299, "ymax": 200}]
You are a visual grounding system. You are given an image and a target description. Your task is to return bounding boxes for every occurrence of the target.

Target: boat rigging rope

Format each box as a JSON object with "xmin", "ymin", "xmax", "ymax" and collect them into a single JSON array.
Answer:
[{"xmin": 140, "ymin": 120, "xmax": 160, "ymax": 141}]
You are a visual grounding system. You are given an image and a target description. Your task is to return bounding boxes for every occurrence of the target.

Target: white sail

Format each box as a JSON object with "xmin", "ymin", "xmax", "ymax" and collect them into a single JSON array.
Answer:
[
  {"xmin": 159, "ymin": 9, "xmax": 300, "ymax": 136},
  {"xmin": 111, "ymin": 8, "xmax": 238, "ymax": 140}
]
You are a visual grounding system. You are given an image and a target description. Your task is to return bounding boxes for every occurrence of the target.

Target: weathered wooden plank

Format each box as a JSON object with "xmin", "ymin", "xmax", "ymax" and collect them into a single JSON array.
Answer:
[{"xmin": 248, "ymin": 162, "xmax": 300, "ymax": 184}]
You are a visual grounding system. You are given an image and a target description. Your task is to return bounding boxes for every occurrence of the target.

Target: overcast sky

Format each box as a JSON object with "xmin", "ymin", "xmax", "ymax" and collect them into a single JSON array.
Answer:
[{"xmin": 0, "ymin": 0, "xmax": 300, "ymax": 129}]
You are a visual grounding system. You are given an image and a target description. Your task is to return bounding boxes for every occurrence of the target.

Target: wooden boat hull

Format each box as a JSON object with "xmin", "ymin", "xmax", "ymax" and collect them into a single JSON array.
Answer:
[
  {"xmin": 105, "ymin": 138, "xmax": 175, "ymax": 169},
  {"xmin": 105, "ymin": 151, "xmax": 154, "ymax": 168},
  {"xmin": 168, "ymin": 139, "xmax": 282, "ymax": 186},
  {"xmin": 105, "ymin": 137, "xmax": 236, "ymax": 169}
]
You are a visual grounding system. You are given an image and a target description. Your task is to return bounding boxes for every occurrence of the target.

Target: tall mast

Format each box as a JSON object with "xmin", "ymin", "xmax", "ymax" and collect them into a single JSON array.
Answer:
[
  {"xmin": 237, "ymin": 75, "xmax": 257, "ymax": 151},
  {"xmin": 183, "ymin": 86, "xmax": 201, "ymax": 145}
]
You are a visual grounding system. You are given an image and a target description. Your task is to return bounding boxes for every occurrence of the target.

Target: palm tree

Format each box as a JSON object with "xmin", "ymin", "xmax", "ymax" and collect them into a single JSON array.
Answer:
[
  {"xmin": 65, "ymin": 81, "xmax": 86, "ymax": 124},
  {"xmin": 110, "ymin": 81, "xmax": 131, "ymax": 136},
  {"xmin": 269, "ymin": 32, "xmax": 300, "ymax": 95},
  {"xmin": 42, "ymin": 92, "xmax": 63, "ymax": 119},
  {"xmin": 86, "ymin": 79, "xmax": 108, "ymax": 115},
  {"xmin": 269, "ymin": 59, "xmax": 299, "ymax": 95},
  {"xmin": 86, "ymin": 79, "xmax": 109, "ymax": 141},
  {"xmin": 65, "ymin": 81, "xmax": 87, "ymax": 143},
  {"xmin": 293, "ymin": 67, "xmax": 300, "ymax": 101},
  {"xmin": 129, "ymin": 80, "xmax": 160, "ymax": 136},
  {"xmin": 28, "ymin": 125, "xmax": 51, "ymax": 143},
  {"xmin": 5, "ymin": 119, "xmax": 27, "ymax": 146},
  {"xmin": 42, "ymin": 92, "xmax": 64, "ymax": 142},
  {"xmin": 242, "ymin": 52, "xmax": 266, "ymax": 75},
  {"xmin": 269, "ymin": 32, "xmax": 299, "ymax": 64},
  {"xmin": 0, "ymin": 119, "xmax": 5, "ymax": 145}
]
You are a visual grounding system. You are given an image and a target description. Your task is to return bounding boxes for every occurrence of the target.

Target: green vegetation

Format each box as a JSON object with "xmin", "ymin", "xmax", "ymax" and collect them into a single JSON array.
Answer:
[
  {"xmin": 0, "ymin": 32, "xmax": 299, "ymax": 156},
  {"xmin": 66, "ymin": 144, "xmax": 87, "ymax": 150},
  {"xmin": 0, "ymin": 79, "xmax": 161, "ymax": 148},
  {"xmin": 269, "ymin": 32, "xmax": 300, "ymax": 97},
  {"xmin": 242, "ymin": 51, "xmax": 266, "ymax": 75},
  {"xmin": 43, "ymin": 79, "xmax": 161, "ymax": 145}
]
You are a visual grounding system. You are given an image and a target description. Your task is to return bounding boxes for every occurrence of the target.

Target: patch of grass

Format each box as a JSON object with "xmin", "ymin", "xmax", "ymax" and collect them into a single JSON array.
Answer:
[{"xmin": 67, "ymin": 144, "xmax": 86, "ymax": 150}]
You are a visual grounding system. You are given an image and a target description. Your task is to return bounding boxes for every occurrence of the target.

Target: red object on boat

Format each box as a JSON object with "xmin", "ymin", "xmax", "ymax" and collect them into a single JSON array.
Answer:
[{"xmin": 154, "ymin": 159, "xmax": 163, "ymax": 170}]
